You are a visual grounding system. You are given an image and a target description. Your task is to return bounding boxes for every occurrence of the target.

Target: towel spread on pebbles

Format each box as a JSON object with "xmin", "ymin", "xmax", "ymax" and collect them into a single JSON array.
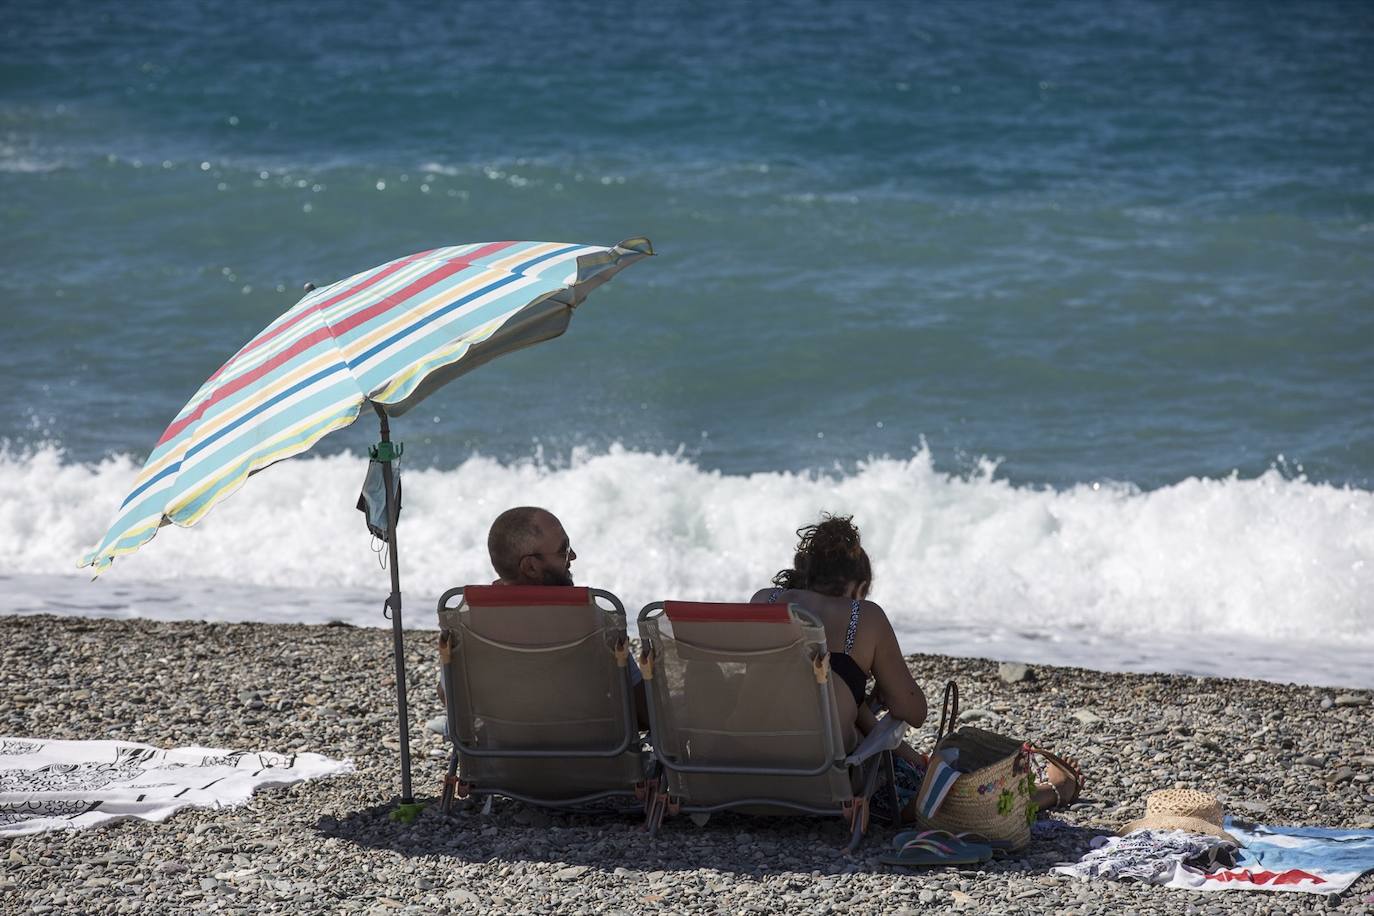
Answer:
[
  {"xmin": 0, "ymin": 738, "xmax": 353, "ymax": 837},
  {"xmin": 1054, "ymin": 824, "xmax": 1374, "ymax": 896}
]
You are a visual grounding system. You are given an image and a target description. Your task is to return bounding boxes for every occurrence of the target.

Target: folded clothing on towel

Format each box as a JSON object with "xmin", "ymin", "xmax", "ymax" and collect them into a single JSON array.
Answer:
[{"xmin": 1053, "ymin": 829, "xmax": 1237, "ymax": 884}]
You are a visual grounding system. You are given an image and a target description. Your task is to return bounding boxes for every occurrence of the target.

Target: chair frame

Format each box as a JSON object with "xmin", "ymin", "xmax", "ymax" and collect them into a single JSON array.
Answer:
[
  {"xmin": 636, "ymin": 601, "xmax": 904, "ymax": 850},
  {"xmin": 437, "ymin": 585, "xmax": 647, "ymax": 812}
]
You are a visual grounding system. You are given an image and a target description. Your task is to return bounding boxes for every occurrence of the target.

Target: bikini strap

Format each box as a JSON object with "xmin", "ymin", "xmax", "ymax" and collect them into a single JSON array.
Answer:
[
  {"xmin": 767, "ymin": 587, "xmax": 782, "ymax": 604},
  {"xmin": 845, "ymin": 599, "xmax": 861, "ymax": 653}
]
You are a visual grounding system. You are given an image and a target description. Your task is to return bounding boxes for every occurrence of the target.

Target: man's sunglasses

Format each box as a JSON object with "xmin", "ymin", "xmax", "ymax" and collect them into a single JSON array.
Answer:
[{"xmin": 522, "ymin": 545, "xmax": 573, "ymax": 562}]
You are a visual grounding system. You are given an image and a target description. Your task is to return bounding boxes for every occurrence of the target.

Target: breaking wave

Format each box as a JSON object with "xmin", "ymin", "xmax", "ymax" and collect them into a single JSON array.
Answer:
[{"xmin": 2, "ymin": 443, "xmax": 1371, "ymax": 685}]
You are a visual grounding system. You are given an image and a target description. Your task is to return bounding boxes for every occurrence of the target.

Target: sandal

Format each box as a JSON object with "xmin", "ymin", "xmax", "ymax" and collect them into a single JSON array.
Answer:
[
  {"xmin": 880, "ymin": 830, "xmax": 993, "ymax": 868},
  {"xmin": 1031, "ymin": 746, "xmax": 1085, "ymax": 808}
]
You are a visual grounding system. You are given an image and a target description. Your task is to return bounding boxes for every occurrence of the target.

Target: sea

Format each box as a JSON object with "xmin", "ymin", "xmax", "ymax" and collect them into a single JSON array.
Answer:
[{"xmin": 3, "ymin": 1, "xmax": 1372, "ymax": 688}]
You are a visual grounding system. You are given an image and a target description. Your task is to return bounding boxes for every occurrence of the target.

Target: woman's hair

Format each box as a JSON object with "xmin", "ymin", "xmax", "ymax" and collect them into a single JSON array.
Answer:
[{"xmin": 772, "ymin": 513, "xmax": 872, "ymax": 597}]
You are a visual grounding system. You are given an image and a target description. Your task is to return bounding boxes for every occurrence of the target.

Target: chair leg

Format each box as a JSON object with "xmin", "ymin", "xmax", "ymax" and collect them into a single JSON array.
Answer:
[
  {"xmin": 440, "ymin": 749, "xmax": 459, "ymax": 814},
  {"xmin": 883, "ymin": 751, "xmax": 901, "ymax": 824},
  {"xmin": 644, "ymin": 776, "xmax": 668, "ymax": 837},
  {"xmin": 844, "ymin": 796, "xmax": 870, "ymax": 852},
  {"xmin": 847, "ymin": 812, "xmax": 865, "ymax": 852}
]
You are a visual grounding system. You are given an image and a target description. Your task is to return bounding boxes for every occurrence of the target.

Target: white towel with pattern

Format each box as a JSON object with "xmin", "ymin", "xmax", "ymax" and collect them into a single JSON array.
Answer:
[{"xmin": 0, "ymin": 738, "xmax": 352, "ymax": 837}]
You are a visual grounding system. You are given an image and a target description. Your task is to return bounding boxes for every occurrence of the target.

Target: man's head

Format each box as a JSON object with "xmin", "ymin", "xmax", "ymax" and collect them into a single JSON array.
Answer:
[{"xmin": 487, "ymin": 507, "xmax": 576, "ymax": 586}]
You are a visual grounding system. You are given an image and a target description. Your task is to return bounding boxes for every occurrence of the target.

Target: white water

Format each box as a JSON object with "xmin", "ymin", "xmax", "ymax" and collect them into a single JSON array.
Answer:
[{"xmin": 3, "ymin": 444, "xmax": 1371, "ymax": 688}]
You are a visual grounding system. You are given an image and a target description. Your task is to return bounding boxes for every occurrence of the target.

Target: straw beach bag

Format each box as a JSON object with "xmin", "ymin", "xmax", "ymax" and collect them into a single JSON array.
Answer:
[{"xmin": 914, "ymin": 682, "xmax": 1037, "ymax": 850}]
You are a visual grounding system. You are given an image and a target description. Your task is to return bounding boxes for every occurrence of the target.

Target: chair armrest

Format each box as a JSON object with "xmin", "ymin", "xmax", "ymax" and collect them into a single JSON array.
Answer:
[{"xmin": 844, "ymin": 714, "xmax": 910, "ymax": 767}]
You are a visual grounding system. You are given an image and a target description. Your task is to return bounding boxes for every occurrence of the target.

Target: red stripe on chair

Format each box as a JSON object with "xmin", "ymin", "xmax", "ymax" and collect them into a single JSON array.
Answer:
[
  {"xmin": 463, "ymin": 585, "xmax": 591, "ymax": 607},
  {"xmin": 663, "ymin": 602, "xmax": 792, "ymax": 623}
]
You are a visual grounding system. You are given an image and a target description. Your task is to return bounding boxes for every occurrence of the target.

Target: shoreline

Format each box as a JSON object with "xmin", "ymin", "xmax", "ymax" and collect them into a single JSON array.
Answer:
[
  {"xmin": 8, "ymin": 572, "xmax": 1373, "ymax": 691},
  {"xmin": 2, "ymin": 613, "xmax": 1371, "ymax": 914}
]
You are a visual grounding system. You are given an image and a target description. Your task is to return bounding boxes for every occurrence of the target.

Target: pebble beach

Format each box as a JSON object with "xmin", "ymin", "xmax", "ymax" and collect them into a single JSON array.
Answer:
[{"xmin": 2, "ymin": 613, "xmax": 1371, "ymax": 915}]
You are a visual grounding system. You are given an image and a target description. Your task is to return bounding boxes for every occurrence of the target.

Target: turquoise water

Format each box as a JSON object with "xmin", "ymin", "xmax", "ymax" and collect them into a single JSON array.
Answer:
[
  {"xmin": 2, "ymin": 1, "xmax": 1373, "ymax": 684},
  {"xmin": 4, "ymin": 0, "xmax": 1372, "ymax": 486}
]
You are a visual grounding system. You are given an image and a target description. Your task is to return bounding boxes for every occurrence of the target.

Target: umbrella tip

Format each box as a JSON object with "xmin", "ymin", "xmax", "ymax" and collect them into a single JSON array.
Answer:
[{"xmin": 303, "ymin": 282, "xmax": 317, "ymax": 292}]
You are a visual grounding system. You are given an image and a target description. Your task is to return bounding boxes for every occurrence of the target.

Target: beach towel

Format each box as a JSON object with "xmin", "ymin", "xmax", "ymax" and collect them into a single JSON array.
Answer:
[
  {"xmin": 0, "ymin": 738, "xmax": 352, "ymax": 837},
  {"xmin": 1054, "ymin": 819, "xmax": 1374, "ymax": 895},
  {"xmin": 913, "ymin": 748, "xmax": 960, "ymax": 820},
  {"xmin": 1178, "ymin": 818, "xmax": 1374, "ymax": 895}
]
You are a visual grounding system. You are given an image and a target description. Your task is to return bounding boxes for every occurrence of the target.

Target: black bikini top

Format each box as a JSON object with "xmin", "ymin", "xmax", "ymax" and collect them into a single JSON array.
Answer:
[{"xmin": 768, "ymin": 588, "xmax": 866, "ymax": 706}]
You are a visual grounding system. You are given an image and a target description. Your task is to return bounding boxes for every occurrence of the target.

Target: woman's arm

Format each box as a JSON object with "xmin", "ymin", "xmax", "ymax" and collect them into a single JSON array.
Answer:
[{"xmin": 867, "ymin": 604, "xmax": 928, "ymax": 729}]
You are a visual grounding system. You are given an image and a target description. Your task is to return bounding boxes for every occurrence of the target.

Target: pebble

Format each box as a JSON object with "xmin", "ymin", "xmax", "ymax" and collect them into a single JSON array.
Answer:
[
  {"xmin": 3, "ymin": 613, "xmax": 1371, "ymax": 916},
  {"xmin": 958, "ymin": 708, "xmax": 998, "ymax": 723},
  {"xmin": 1335, "ymin": 694, "xmax": 1370, "ymax": 707},
  {"xmin": 998, "ymin": 663, "xmax": 1033, "ymax": 684},
  {"xmin": 1228, "ymin": 800, "xmax": 1268, "ymax": 815}
]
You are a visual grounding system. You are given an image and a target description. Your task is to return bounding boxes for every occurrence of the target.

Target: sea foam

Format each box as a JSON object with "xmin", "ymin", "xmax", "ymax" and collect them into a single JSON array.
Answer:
[{"xmin": 2, "ymin": 444, "xmax": 1371, "ymax": 686}]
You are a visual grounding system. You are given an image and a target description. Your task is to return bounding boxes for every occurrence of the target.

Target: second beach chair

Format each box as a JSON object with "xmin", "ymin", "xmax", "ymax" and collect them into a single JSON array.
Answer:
[
  {"xmin": 436, "ymin": 585, "xmax": 648, "ymax": 812},
  {"xmin": 637, "ymin": 600, "xmax": 909, "ymax": 850}
]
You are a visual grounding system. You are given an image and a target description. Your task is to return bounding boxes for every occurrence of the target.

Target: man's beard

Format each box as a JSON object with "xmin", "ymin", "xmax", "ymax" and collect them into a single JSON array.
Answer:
[{"xmin": 539, "ymin": 566, "xmax": 574, "ymax": 587}]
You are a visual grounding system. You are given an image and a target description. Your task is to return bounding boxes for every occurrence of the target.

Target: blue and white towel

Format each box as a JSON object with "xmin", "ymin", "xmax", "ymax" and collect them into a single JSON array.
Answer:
[
  {"xmin": 1054, "ymin": 818, "xmax": 1374, "ymax": 895},
  {"xmin": 914, "ymin": 747, "xmax": 961, "ymax": 820},
  {"xmin": 1181, "ymin": 819, "xmax": 1374, "ymax": 895}
]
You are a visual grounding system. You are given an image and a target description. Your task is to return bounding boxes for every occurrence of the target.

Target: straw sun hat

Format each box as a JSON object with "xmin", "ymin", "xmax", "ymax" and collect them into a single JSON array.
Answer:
[{"xmin": 1119, "ymin": 789, "xmax": 1240, "ymax": 845}]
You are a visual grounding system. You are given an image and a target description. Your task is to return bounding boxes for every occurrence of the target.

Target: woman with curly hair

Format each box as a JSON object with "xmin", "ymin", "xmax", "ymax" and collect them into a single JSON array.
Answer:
[
  {"xmin": 750, "ymin": 513, "xmax": 928, "ymax": 744},
  {"xmin": 752, "ymin": 513, "xmax": 1083, "ymax": 819}
]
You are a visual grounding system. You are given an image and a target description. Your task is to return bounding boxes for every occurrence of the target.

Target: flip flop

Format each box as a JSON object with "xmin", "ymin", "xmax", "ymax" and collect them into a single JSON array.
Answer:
[
  {"xmin": 892, "ymin": 828, "xmax": 1015, "ymax": 853},
  {"xmin": 890, "ymin": 829, "xmax": 990, "ymax": 849},
  {"xmin": 880, "ymin": 830, "xmax": 993, "ymax": 868}
]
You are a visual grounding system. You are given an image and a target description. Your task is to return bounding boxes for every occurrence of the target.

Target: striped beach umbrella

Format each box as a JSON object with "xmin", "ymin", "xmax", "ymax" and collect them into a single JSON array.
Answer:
[
  {"xmin": 79, "ymin": 236, "xmax": 653, "ymax": 814},
  {"xmin": 81, "ymin": 237, "xmax": 652, "ymax": 573}
]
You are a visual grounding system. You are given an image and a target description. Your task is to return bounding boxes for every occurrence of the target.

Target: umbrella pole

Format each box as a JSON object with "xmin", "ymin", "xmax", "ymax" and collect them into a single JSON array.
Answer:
[{"xmin": 373, "ymin": 404, "xmax": 420, "ymax": 821}]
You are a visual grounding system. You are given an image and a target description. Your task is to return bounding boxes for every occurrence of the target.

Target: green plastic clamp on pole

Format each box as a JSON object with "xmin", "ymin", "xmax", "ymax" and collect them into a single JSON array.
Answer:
[
  {"xmin": 369, "ymin": 441, "xmax": 404, "ymax": 462},
  {"xmin": 390, "ymin": 800, "xmax": 425, "ymax": 823}
]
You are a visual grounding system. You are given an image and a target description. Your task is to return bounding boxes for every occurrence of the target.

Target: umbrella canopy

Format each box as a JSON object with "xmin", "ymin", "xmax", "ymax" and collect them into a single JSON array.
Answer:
[{"xmin": 80, "ymin": 237, "xmax": 653, "ymax": 573}]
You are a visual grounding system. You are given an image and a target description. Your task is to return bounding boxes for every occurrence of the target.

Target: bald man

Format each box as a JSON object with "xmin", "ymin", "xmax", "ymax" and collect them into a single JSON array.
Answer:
[
  {"xmin": 432, "ymin": 507, "xmax": 646, "ymax": 728},
  {"xmin": 486, "ymin": 506, "xmax": 576, "ymax": 587}
]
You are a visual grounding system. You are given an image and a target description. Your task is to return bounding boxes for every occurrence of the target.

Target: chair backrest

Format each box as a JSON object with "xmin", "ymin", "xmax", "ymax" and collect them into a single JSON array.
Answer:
[
  {"xmin": 438, "ymin": 585, "xmax": 635, "ymax": 757},
  {"xmin": 639, "ymin": 601, "xmax": 850, "ymax": 802}
]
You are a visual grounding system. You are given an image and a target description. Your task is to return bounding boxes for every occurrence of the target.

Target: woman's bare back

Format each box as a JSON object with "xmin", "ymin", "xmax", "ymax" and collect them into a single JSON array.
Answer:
[{"xmin": 750, "ymin": 586, "xmax": 927, "ymax": 729}]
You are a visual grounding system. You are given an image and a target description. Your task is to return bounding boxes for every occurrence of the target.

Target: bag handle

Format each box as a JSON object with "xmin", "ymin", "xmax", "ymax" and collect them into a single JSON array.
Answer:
[{"xmin": 936, "ymin": 680, "xmax": 959, "ymax": 742}]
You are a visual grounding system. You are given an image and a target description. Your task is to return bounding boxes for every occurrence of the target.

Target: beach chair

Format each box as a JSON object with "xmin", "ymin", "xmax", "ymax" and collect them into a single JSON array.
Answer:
[
  {"xmin": 436, "ymin": 585, "xmax": 648, "ymax": 812},
  {"xmin": 637, "ymin": 601, "xmax": 909, "ymax": 850}
]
